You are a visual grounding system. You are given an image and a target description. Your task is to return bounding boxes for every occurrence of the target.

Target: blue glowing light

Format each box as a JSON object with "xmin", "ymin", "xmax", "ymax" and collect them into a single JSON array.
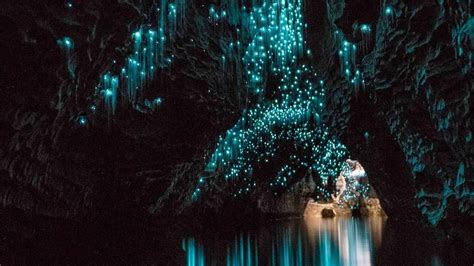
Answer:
[
  {"xmin": 189, "ymin": 0, "xmax": 352, "ymax": 200},
  {"xmin": 57, "ymin": 37, "xmax": 75, "ymax": 78},
  {"xmin": 360, "ymin": 24, "xmax": 371, "ymax": 33},
  {"xmin": 154, "ymin": 97, "xmax": 163, "ymax": 105},
  {"xmin": 101, "ymin": 73, "xmax": 119, "ymax": 115},
  {"xmin": 93, "ymin": 0, "xmax": 187, "ymax": 115},
  {"xmin": 57, "ymin": 37, "xmax": 74, "ymax": 50},
  {"xmin": 89, "ymin": 0, "xmax": 355, "ymax": 202},
  {"xmin": 78, "ymin": 116, "xmax": 87, "ymax": 126}
]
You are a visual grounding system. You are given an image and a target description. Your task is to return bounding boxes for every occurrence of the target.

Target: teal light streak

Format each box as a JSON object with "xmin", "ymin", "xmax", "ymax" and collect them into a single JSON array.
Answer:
[
  {"xmin": 95, "ymin": 0, "xmax": 187, "ymax": 115},
  {"xmin": 360, "ymin": 24, "xmax": 370, "ymax": 33},
  {"xmin": 57, "ymin": 37, "xmax": 76, "ymax": 78},
  {"xmin": 183, "ymin": 238, "xmax": 205, "ymax": 266},
  {"xmin": 192, "ymin": 0, "xmax": 349, "ymax": 199}
]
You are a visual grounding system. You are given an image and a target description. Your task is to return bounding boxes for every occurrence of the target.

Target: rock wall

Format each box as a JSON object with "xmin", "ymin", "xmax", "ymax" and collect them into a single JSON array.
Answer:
[
  {"xmin": 257, "ymin": 176, "xmax": 315, "ymax": 216},
  {"xmin": 306, "ymin": 0, "xmax": 472, "ymax": 227},
  {"xmin": 0, "ymin": 0, "xmax": 472, "ymax": 262},
  {"xmin": 0, "ymin": 0, "xmax": 242, "ymax": 262}
]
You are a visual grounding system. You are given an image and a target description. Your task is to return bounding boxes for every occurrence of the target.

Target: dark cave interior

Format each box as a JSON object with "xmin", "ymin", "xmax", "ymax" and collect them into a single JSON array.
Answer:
[{"xmin": 0, "ymin": 0, "xmax": 472, "ymax": 265}]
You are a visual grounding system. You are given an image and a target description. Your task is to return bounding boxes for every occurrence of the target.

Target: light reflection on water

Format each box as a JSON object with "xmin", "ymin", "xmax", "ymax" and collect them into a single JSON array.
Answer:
[{"xmin": 183, "ymin": 216, "xmax": 386, "ymax": 266}]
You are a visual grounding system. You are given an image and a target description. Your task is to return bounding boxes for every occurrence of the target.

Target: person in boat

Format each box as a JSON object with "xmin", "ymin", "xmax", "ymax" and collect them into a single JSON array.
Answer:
[
  {"xmin": 346, "ymin": 159, "xmax": 370, "ymax": 207},
  {"xmin": 332, "ymin": 159, "xmax": 369, "ymax": 206},
  {"xmin": 331, "ymin": 174, "xmax": 346, "ymax": 203}
]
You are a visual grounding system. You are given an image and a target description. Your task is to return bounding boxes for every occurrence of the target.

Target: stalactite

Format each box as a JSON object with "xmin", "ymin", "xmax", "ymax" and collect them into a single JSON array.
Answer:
[
  {"xmin": 57, "ymin": 37, "xmax": 76, "ymax": 78},
  {"xmin": 209, "ymin": 0, "xmax": 306, "ymax": 97},
  {"xmin": 191, "ymin": 0, "xmax": 351, "ymax": 199},
  {"xmin": 101, "ymin": 73, "xmax": 119, "ymax": 116},
  {"xmin": 93, "ymin": 0, "xmax": 187, "ymax": 115},
  {"xmin": 359, "ymin": 23, "xmax": 371, "ymax": 53},
  {"xmin": 334, "ymin": 29, "xmax": 365, "ymax": 90},
  {"xmin": 87, "ymin": 0, "xmax": 353, "ymax": 200},
  {"xmin": 195, "ymin": 63, "xmax": 348, "ymax": 198},
  {"xmin": 384, "ymin": 5, "xmax": 395, "ymax": 25}
]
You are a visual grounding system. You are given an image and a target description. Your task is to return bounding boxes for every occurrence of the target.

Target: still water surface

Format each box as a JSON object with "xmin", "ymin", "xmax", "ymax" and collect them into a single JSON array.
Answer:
[{"xmin": 183, "ymin": 216, "xmax": 386, "ymax": 266}]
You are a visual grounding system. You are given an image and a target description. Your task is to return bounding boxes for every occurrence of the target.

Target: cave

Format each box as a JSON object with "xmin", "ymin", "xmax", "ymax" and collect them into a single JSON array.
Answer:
[{"xmin": 0, "ymin": 0, "xmax": 472, "ymax": 265}]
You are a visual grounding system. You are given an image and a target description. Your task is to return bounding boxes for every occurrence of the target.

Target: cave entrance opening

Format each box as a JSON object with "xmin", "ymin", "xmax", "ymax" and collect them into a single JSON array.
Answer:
[{"xmin": 303, "ymin": 159, "xmax": 386, "ymax": 218}]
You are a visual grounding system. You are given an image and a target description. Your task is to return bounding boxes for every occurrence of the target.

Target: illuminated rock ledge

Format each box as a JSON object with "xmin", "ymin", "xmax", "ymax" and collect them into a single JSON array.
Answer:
[{"xmin": 304, "ymin": 198, "xmax": 386, "ymax": 218}]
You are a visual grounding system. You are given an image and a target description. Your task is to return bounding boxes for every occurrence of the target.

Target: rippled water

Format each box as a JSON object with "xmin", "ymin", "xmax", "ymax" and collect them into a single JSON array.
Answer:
[{"xmin": 183, "ymin": 216, "xmax": 386, "ymax": 266}]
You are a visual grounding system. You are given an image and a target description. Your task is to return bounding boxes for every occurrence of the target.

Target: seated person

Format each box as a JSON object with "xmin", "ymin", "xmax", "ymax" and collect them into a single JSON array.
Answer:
[{"xmin": 331, "ymin": 174, "xmax": 346, "ymax": 203}]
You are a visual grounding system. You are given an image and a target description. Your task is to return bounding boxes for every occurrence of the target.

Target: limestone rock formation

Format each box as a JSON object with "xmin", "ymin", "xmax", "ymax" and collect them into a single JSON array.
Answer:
[{"xmin": 0, "ymin": 0, "xmax": 472, "ymax": 263}]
